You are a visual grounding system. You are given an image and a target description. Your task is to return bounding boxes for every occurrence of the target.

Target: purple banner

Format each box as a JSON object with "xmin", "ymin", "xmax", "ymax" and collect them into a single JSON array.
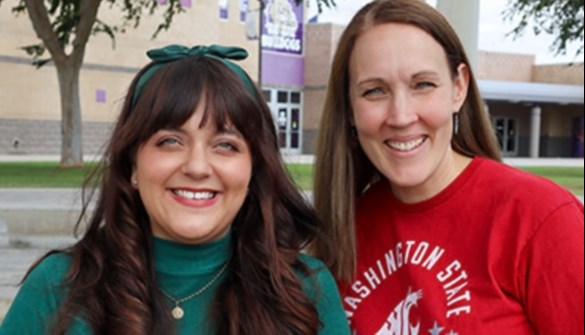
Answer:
[
  {"xmin": 262, "ymin": 51, "xmax": 304, "ymax": 86},
  {"xmin": 261, "ymin": 0, "xmax": 303, "ymax": 55},
  {"xmin": 240, "ymin": 0, "xmax": 248, "ymax": 22},
  {"xmin": 219, "ymin": 0, "xmax": 229, "ymax": 20}
]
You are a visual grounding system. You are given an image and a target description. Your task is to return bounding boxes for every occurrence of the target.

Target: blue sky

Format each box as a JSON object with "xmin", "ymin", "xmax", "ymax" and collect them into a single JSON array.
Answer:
[{"xmin": 308, "ymin": 0, "xmax": 584, "ymax": 64}]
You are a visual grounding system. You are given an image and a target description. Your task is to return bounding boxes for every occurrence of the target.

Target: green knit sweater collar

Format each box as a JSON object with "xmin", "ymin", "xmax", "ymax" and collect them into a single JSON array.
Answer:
[{"xmin": 152, "ymin": 231, "xmax": 232, "ymax": 276}]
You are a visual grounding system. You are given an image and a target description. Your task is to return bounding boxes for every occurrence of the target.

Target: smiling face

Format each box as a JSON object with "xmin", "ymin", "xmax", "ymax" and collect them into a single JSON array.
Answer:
[
  {"xmin": 349, "ymin": 23, "xmax": 470, "ymax": 203},
  {"xmin": 132, "ymin": 99, "xmax": 252, "ymax": 244}
]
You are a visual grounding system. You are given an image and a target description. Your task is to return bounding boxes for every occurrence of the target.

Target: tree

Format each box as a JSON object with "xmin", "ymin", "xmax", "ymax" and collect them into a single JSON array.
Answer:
[
  {"xmin": 0, "ymin": 0, "xmax": 188, "ymax": 167},
  {"xmin": 504, "ymin": 0, "xmax": 584, "ymax": 58},
  {"xmin": 0, "ymin": 0, "xmax": 334, "ymax": 167}
]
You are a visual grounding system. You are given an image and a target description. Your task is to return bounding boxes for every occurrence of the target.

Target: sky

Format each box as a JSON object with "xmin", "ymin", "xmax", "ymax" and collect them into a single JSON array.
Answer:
[{"xmin": 308, "ymin": 0, "xmax": 584, "ymax": 65}]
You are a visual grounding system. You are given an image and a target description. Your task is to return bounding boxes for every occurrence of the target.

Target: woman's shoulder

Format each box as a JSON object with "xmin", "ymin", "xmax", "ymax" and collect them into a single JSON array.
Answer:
[
  {"xmin": 0, "ymin": 251, "xmax": 73, "ymax": 332},
  {"xmin": 26, "ymin": 251, "xmax": 72, "ymax": 287},
  {"xmin": 297, "ymin": 254, "xmax": 351, "ymax": 334},
  {"xmin": 476, "ymin": 158, "xmax": 579, "ymax": 203},
  {"xmin": 298, "ymin": 253, "xmax": 328, "ymax": 272},
  {"xmin": 473, "ymin": 158, "xmax": 584, "ymax": 229},
  {"xmin": 296, "ymin": 253, "xmax": 337, "ymax": 294},
  {"xmin": 297, "ymin": 253, "xmax": 335, "ymax": 285}
]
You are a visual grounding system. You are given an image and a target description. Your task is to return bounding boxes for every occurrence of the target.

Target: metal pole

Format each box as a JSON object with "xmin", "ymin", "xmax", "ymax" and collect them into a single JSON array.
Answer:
[{"xmin": 258, "ymin": 0, "xmax": 264, "ymax": 89}]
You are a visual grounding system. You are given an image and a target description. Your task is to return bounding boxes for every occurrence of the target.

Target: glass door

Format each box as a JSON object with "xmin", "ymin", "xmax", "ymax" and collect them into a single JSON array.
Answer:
[
  {"xmin": 494, "ymin": 117, "xmax": 518, "ymax": 156},
  {"xmin": 264, "ymin": 89, "xmax": 302, "ymax": 154}
]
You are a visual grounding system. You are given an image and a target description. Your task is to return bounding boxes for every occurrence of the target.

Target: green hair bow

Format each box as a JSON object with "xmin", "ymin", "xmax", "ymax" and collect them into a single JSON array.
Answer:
[{"xmin": 131, "ymin": 44, "xmax": 256, "ymax": 108}]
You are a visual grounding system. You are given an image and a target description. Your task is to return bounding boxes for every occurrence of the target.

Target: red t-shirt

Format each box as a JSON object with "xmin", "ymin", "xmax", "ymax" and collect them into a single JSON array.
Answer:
[{"xmin": 340, "ymin": 157, "xmax": 584, "ymax": 335}]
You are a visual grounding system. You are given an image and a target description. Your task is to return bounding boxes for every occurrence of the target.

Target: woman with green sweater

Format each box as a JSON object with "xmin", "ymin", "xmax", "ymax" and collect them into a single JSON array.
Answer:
[{"xmin": 0, "ymin": 44, "xmax": 350, "ymax": 335}]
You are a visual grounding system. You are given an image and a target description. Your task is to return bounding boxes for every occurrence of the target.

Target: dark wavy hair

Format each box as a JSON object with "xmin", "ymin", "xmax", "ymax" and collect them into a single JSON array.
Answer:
[{"xmin": 27, "ymin": 56, "xmax": 327, "ymax": 334}]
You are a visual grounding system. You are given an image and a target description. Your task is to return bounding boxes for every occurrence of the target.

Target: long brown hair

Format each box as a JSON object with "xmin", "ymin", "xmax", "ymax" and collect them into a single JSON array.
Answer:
[
  {"xmin": 29, "ymin": 55, "xmax": 325, "ymax": 334},
  {"xmin": 312, "ymin": 0, "xmax": 502, "ymax": 282}
]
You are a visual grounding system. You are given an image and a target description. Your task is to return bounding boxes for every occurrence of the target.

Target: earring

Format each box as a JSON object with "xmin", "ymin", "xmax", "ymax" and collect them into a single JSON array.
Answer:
[
  {"xmin": 453, "ymin": 113, "xmax": 460, "ymax": 136},
  {"xmin": 350, "ymin": 126, "xmax": 358, "ymax": 149},
  {"xmin": 132, "ymin": 179, "xmax": 138, "ymax": 187}
]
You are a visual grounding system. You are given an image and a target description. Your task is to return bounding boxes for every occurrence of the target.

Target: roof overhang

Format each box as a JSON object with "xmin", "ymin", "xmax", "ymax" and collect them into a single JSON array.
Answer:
[{"xmin": 478, "ymin": 80, "xmax": 584, "ymax": 105}]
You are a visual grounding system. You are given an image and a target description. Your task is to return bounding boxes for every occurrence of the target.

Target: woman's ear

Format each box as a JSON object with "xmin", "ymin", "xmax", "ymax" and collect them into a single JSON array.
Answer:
[
  {"xmin": 131, "ymin": 171, "xmax": 138, "ymax": 189},
  {"xmin": 453, "ymin": 63, "xmax": 470, "ymax": 111},
  {"xmin": 349, "ymin": 107, "xmax": 356, "ymax": 127}
]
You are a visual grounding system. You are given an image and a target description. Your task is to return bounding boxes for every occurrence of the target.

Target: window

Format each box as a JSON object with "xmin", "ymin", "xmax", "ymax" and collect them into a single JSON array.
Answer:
[
  {"xmin": 239, "ymin": 0, "xmax": 248, "ymax": 22},
  {"xmin": 277, "ymin": 91, "xmax": 288, "ymax": 103},
  {"xmin": 96, "ymin": 89, "xmax": 106, "ymax": 103},
  {"xmin": 219, "ymin": 0, "xmax": 229, "ymax": 19}
]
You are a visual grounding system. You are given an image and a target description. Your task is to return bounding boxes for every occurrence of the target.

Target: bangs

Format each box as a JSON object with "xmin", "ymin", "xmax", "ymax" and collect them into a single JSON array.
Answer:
[{"xmin": 128, "ymin": 57, "xmax": 261, "ymax": 147}]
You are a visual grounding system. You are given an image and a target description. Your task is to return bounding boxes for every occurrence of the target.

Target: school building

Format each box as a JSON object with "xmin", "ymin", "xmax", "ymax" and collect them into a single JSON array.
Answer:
[{"xmin": 1, "ymin": 0, "xmax": 583, "ymax": 158}]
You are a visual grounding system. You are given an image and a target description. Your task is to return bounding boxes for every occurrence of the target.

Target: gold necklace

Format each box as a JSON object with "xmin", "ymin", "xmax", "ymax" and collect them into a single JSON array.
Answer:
[{"xmin": 159, "ymin": 262, "xmax": 229, "ymax": 320}]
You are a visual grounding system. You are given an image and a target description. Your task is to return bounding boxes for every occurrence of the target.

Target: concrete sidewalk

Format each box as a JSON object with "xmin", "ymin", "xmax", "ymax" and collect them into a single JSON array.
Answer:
[{"xmin": 0, "ymin": 154, "xmax": 584, "ymax": 167}]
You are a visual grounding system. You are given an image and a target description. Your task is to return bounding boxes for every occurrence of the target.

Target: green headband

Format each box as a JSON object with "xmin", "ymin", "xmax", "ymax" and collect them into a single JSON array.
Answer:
[{"xmin": 131, "ymin": 44, "xmax": 256, "ymax": 108}]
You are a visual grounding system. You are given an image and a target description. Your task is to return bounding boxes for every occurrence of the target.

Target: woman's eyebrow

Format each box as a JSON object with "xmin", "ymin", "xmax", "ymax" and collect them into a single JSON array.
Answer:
[{"xmin": 218, "ymin": 126, "xmax": 244, "ymax": 139}]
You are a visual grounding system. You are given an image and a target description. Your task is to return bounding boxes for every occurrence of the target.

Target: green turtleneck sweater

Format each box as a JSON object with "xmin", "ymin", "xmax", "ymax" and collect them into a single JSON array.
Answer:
[{"xmin": 0, "ymin": 233, "xmax": 350, "ymax": 334}]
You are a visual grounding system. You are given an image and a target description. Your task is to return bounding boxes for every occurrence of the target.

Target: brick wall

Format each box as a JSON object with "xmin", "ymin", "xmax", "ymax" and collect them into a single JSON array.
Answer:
[{"xmin": 303, "ymin": 23, "xmax": 344, "ymax": 143}]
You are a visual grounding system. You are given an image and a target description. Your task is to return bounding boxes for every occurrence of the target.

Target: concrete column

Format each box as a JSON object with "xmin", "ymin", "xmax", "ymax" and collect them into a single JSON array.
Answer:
[
  {"xmin": 436, "ymin": 0, "xmax": 480, "ymax": 72},
  {"xmin": 530, "ymin": 105, "xmax": 542, "ymax": 158}
]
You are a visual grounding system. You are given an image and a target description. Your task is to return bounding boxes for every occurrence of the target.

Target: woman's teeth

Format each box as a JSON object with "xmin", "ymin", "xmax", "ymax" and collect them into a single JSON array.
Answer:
[
  {"xmin": 386, "ymin": 137, "xmax": 425, "ymax": 152},
  {"xmin": 173, "ymin": 190, "xmax": 216, "ymax": 200}
]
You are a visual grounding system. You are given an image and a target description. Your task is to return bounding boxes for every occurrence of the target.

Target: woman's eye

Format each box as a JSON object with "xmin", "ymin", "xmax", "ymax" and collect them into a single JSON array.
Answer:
[
  {"xmin": 363, "ymin": 87, "xmax": 385, "ymax": 97},
  {"xmin": 156, "ymin": 137, "xmax": 180, "ymax": 147},
  {"xmin": 217, "ymin": 141, "xmax": 237, "ymax": 151},
  {"xmin": 415, "ymin": 81, "xmax": 436, "ymax": 90}
]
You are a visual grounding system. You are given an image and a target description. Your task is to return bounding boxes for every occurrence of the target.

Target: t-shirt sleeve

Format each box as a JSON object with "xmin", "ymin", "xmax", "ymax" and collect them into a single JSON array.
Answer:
[
  {"xmin": 299, "ymin": 254, "xmax": 351, "ymax": 335},
  {"xmin": 517, "ymin": 199, "xmax": 584, "ymax": 335},
  {"xmin": 0, "ymin": 254, "xmax": 69, "ymax": 335}
]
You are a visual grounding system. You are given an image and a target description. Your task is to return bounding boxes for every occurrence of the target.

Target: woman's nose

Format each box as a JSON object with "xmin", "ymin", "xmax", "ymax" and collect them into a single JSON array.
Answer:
[
  {"xmin": 385, "ymin": 92, "xmax": 418, "ymax": 127},
  {"xmin": 181, "ymin": 146, "xmax": 212, "ymax": 179}
]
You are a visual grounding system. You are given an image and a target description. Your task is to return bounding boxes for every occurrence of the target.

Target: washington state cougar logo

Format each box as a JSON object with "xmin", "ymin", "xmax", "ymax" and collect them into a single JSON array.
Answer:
[{"xmin": 375, "ymin": 288, "xmax": 423, "ymax": 335}]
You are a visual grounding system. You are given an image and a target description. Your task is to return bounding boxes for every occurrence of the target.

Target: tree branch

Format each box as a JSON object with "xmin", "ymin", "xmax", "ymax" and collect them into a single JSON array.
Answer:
[
  {"xmin": 71, "ymin": 0, "xmax": 101, "ymax": 64},
  {"xmin": 22, "ymin": 0, "xmax": 66, "ymax": 62}
]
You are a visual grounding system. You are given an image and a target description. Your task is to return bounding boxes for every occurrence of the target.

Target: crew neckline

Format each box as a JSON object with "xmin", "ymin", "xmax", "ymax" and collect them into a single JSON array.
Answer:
[{"xmin": 382, "ymin": 157, "xmax": 485, "ymax": 213}]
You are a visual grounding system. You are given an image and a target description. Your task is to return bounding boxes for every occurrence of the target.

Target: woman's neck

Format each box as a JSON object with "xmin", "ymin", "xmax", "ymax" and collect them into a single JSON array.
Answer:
[{"xmin": 152, "ymin": 231, "xmax": 232, "ymax": 276}]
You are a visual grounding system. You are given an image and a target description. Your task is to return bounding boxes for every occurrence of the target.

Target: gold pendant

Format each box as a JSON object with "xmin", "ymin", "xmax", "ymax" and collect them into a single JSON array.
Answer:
[{"xmin": 171, "ymin": 306, "xmax": 185, "ymax": 320}]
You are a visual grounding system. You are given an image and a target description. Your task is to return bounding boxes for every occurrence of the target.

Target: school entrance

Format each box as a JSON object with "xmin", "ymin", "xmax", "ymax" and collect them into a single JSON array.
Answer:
[{"xmin": 263, "ymin": 88, "xmax": 303, "ymax": 155}]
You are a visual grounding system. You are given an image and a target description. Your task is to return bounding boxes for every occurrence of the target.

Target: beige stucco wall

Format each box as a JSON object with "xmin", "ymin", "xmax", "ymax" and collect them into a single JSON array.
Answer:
[
  {"xmin": 533, "ymin": 63, "xmax": 584, "ymax": 85},
  {"xmin": 477, "ymin": 51, "xmax": 535, "ymax": 82},
  {"xmin": 0, "ymin": 0, "xmax": 259, "ymax": 123},
  {"xmin": 0, "ymin": 61, "xmax": 60, "ymax": 120}
]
